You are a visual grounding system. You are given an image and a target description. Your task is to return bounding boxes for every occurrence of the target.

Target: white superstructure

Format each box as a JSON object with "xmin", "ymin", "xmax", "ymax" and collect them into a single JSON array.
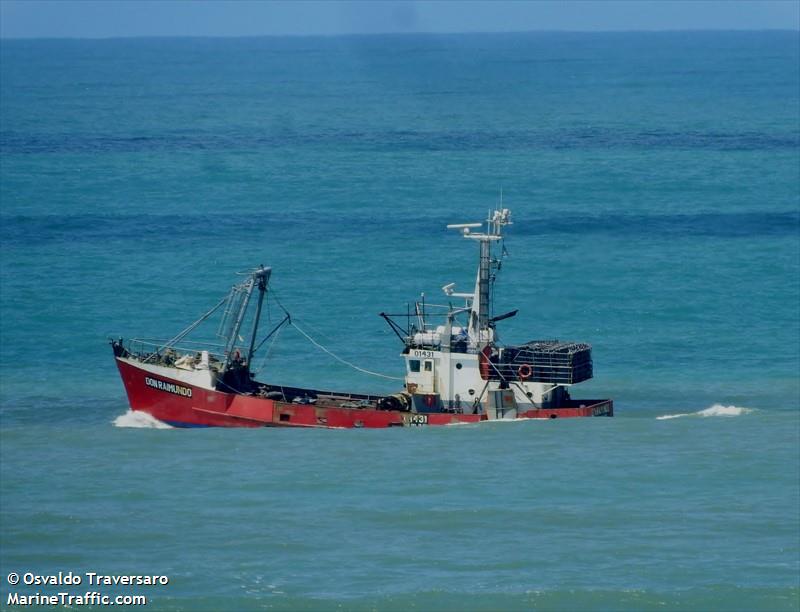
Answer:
[{"xmin": 383, "ymin": 208, "xmax": 588, "ymax": 418}]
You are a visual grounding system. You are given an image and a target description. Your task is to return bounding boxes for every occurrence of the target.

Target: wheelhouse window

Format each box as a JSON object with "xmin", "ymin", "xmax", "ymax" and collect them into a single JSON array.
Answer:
[
  {"xmin": 409, "ymin": 360, "xmax": 421, "ymax": 372},
  {"xmin": 424, "ymin": 360, "xmax": 433, "ymax": 372}
]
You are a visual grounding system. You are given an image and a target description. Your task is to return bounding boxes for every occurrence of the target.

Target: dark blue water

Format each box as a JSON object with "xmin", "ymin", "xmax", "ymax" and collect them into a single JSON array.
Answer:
[{"xmin": 1, "ymin": 32, "xmax": 798, "ymax": 610}]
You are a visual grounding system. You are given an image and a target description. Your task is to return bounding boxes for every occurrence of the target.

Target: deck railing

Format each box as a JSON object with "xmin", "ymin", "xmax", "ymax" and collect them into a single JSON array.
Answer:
[{"xmin": 116, "ymin": 338, "xmax": 227, "ymax": 367}]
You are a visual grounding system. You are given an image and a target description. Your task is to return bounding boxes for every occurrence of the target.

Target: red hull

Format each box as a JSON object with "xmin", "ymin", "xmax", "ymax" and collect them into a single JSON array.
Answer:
[{"xmin": 116, "ymin": 358, "xmax": 612, "ymax": 428}]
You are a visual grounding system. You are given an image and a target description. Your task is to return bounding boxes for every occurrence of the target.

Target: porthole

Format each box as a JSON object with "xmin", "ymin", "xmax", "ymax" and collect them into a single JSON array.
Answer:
[
  {"xmin": 456, "ymin": 363, "xmax": 463, "ymax": 370},
  {"xmin": 468, "ymin": 389, "xmax": 475, "ymax": 396}
]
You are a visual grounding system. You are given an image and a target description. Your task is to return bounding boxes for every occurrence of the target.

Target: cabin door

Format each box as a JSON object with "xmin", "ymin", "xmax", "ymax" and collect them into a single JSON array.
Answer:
[{"xmin": 419, "ymin": 358, "xmax": 436, "ymax": 393}]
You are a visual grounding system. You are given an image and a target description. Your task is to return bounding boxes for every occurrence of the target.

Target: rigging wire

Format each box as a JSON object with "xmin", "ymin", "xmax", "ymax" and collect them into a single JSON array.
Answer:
[
  {"xmin": 143, "ymin": 295, "xmax": 228, "ymax": 363},
  {"xmin": 252, "ymin": 313, "xmax": 291, "ymax": 355},
  {"xmin": 253, "ymin": 319, "xmax": 286, "ymax": 375},
  {"xmin": 289, "ymin": 320, "xmax": 404, "ymax": 381},
  {"xmin": 152, "ymin": 283, "xmax": 403, "ymax": 382},
  {"xmin": 257, "ymin": 288, "xmax": 402, "ymax": 381}
]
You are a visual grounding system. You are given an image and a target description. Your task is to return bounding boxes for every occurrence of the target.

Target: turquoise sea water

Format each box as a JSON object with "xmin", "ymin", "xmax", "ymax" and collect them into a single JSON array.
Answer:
[{"xmin": 1, "ymin": 32, "xmax": 799, "ymax": 610}]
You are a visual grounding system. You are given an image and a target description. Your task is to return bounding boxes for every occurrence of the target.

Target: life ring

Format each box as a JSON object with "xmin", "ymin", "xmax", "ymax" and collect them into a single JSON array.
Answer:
[{"xmin": 518, "ymin": 364, "xmax": 532, "ymax": 380}]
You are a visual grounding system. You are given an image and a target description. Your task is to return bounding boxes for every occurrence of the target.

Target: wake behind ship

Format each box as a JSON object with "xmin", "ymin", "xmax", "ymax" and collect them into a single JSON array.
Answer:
[{"xmin": 112, "ymin": 208, "xmax": 612, "ymax": 427}]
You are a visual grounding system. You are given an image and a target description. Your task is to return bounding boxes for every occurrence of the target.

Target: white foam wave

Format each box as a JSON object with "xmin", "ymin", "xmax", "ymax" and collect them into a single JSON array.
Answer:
[
  {"xmin": 445, "ymin": 416, "xmax": 542, "ymax": 427},
  {"xmin": 656, "ymin": 404, "xmax": 753, "ymax": 420},
  {"xmin": 113, "ymin": 410, "xmax": 172, "ymax": 429},
  {"xmin": 697, "ymin": 404, "xmax": 753, "ymax": 417}
]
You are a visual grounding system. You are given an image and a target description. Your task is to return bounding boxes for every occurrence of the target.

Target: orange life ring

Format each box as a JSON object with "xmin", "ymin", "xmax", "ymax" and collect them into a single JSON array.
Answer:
[{"xmin": 518, "ymin": 364, "xmax": 532, "ymax": 380}]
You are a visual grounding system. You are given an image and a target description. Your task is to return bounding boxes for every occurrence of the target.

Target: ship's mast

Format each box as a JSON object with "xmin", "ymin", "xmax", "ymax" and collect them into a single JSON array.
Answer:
[
  {"xmin": 246, "ymin": 266, "xmax": 271, "ymax": 366},
  {"xmin": 478, "ymin": 234, "xmax": 491, "ymax": 332},
  {"xmin": 222, "ymin": 266, "xmax": 271, "ymax": 371},
  {"xmin": 446, "ymin": 208, "xmax": 511, "ymax": 347}
]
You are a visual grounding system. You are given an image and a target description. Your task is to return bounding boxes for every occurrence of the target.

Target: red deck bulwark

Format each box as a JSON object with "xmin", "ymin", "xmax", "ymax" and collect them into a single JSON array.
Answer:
[{"xmin": 518, "ymin": 399, "xmax": 614, "ymax": 419}]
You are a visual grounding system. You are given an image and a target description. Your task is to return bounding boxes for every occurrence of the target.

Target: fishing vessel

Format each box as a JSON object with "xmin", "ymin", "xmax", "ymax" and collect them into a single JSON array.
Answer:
[{"xmin": 111, "ymin": 208, "xmax": 612, "ymax": 427}]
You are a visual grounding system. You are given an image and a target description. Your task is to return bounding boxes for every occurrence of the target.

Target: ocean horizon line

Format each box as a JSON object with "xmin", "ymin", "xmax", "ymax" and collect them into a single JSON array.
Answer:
[{"xmin": 1, "ymin": 28, "xmax": 798, "ymax": 42}]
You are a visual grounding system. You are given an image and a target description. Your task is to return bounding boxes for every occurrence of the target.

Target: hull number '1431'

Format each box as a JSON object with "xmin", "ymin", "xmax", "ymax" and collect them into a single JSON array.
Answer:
[
  {"xmin": 408, "ymin": 414, "xmax": 429, "ymax": 426},
  {"xmin": 412, "ymin": 350, "xmax": 435, "ymax": 359}
]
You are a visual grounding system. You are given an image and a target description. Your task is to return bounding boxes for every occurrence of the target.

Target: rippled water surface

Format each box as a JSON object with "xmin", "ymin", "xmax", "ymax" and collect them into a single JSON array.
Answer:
[{"xmin": 1, "ymin": 32, "xmax": 799, "ymax": 610}]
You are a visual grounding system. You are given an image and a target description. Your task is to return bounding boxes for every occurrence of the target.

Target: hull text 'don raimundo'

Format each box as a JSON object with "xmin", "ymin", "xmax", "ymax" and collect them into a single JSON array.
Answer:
[{"xmin": 111, "ymin": 208, "xmax": 613, "ymax": 428}]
